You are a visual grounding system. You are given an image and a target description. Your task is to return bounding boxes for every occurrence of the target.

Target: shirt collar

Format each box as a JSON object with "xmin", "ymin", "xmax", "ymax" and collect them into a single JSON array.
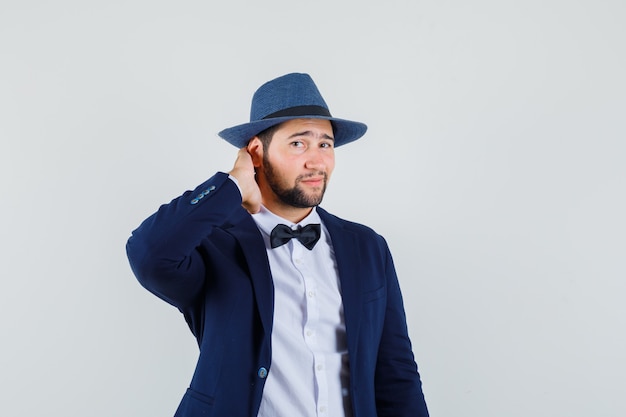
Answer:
[{"xmin": 251, "ymin": 205, "xmax": 322, "ymax": 239}]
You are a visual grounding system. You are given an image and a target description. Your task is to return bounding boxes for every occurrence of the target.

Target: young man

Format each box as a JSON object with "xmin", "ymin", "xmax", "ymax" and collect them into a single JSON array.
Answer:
[{"xmin": 126, "ymin": 73, "xmax": 429, "ymax": 417}]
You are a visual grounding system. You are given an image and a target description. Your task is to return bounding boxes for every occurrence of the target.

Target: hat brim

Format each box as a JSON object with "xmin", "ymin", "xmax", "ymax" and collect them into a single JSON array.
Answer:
[{"xmin": 218, "ymin": 116, "xmax": 367, "ymax": 148}]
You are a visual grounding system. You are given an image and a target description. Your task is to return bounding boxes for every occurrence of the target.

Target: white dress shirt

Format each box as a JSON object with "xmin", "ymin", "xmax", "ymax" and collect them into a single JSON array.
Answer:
[{"xmin": 252, "ymin": 205, "xmax": 352, "ymax": 417}]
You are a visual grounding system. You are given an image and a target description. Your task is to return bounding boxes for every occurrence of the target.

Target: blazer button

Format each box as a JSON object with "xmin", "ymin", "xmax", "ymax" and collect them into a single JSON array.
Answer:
[{"xmin": 257, "ymin": 367, "xmax": 268, "ymax": 379}]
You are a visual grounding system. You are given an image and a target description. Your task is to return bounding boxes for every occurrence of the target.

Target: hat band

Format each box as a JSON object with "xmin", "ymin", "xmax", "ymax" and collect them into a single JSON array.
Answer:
[{"xmin": 262, "ymin": 105, "xmax": 331, "ymax": 120}]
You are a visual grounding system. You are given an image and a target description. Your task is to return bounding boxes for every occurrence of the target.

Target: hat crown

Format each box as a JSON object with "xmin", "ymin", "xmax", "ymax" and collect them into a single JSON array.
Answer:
[
  {"xmin": 218, "ymin": 72, "xmax": 366, "ymax": 148},
  {"xmin": 250, "ymin": 73, "xmax": 330, "ymax": 122}
]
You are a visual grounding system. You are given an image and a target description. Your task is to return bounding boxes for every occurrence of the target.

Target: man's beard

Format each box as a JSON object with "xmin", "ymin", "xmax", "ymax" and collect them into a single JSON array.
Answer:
[{"xmin": 263, "ymin": 155, "xmax": 328, "ymax": 208}]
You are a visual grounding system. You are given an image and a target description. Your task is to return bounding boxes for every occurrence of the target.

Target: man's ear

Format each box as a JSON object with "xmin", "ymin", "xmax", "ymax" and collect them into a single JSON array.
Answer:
[{"xmin": 247, "ymin": 137, "xmax": 263, "ymax": 167}]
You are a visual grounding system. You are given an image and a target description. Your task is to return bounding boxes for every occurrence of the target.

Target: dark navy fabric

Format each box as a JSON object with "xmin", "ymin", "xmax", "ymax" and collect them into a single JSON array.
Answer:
[{"xmin": 126, "ymin": 172, "xmax": 429, "ymax": 417}]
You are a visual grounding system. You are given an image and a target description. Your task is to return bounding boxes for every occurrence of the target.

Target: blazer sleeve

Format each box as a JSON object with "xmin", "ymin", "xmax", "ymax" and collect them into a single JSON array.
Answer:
[
  {"xmin": 375, "ymin": 238, "xmax": 430, "ymax": 417},
  {"xmin": 125, "ymin": 172, "xmax": 242, "ymax": 309}
]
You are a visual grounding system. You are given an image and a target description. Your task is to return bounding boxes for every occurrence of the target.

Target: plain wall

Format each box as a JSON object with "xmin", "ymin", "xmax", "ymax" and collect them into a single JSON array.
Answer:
[{"xmin": 1, "ymin": 1, "xmax": 624, "ymax": 416}]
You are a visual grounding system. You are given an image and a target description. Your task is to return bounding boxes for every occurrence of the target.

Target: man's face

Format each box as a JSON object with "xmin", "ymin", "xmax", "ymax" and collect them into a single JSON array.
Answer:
[{"xmin": 259, "ymin": 118, "xmax": 335, "ymax": 208}]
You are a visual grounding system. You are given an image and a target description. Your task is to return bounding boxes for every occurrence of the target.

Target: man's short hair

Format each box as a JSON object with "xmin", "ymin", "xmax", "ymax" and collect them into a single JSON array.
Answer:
[{"xmin": 255, "ymin": 123, "xmax": 282, "ymax": 151}]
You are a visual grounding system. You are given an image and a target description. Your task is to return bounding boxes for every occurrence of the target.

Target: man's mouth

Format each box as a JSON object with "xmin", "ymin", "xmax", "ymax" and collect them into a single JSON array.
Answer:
[{"xmin": 299, "ymin": 175, "xmax": 325, "ymax": 187}]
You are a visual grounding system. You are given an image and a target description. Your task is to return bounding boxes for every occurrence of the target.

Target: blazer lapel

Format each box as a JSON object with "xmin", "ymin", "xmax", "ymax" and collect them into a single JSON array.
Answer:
[
  {"xmin": 228, "ymin": 214, "xmax": 275, "ymax": 338},
  {"xmin": 318, "ymin": 208, "xmax": 363, "ymax": 354}
]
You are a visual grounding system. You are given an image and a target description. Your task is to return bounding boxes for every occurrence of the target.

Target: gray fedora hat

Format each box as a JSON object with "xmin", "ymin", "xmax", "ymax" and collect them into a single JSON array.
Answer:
[{"xmin": 218, "ymin": 73, "xmax": 367, "ymax": 148}]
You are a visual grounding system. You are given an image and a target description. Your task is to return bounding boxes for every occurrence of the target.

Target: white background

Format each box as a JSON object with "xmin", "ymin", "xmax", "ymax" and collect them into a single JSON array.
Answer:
[{"xmin": 1, "ymin": 1, "xmax": 625, "ymax": 416}]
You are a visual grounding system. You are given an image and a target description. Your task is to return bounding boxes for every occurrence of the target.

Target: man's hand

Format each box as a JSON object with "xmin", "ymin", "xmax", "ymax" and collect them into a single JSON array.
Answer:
[{"xmin": 229, "ymin": 147, "xmax": 262, "ymax": 214}]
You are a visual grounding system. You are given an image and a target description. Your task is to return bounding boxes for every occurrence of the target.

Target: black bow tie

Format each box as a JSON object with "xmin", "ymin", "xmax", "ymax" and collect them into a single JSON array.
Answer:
[{"xmin": 270, "ymin": 224, "xmax": 321, "ymax": 250}]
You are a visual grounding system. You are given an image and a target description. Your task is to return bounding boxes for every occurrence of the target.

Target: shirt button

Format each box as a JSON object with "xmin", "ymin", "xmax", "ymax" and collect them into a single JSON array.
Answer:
[
  {"xmin": 258, "ymin": 367, "xmax": 268, "ymax": 379},
  {"xmin": 308, "ymin": 291, "xmax": 315, "ymax": 298},
  {"xmin": 320, "ymin": 406, "xmax": 327, "ymax": 413},
  {"xmin": 316, "ymin": 364, "xmax": 323, "ymax": 371},
  {"xmin": 306, "ymin": 330, "xmax": 313, "ymax": 337}
]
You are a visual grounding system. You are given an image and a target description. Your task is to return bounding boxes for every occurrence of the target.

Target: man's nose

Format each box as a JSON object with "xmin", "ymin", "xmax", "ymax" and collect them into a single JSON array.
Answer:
[{"xmin": 304, "ymin": 149, "xmax": 326, "ymax": 170}]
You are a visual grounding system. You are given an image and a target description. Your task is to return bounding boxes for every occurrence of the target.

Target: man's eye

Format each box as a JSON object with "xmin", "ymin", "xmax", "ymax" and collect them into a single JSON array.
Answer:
[
  {"xmin": 321, "ymin": 142, "xmax": 334, "ymax": 148},
  {"xmin": 291, "ymin": 141, "xmax": 304, "ymax": 148}
]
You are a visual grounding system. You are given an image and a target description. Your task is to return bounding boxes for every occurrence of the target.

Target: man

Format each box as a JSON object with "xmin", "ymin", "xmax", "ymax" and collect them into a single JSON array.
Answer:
[{"xmin": 126, "ymin": 73, "xmax": 429, "ymax": 417}]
